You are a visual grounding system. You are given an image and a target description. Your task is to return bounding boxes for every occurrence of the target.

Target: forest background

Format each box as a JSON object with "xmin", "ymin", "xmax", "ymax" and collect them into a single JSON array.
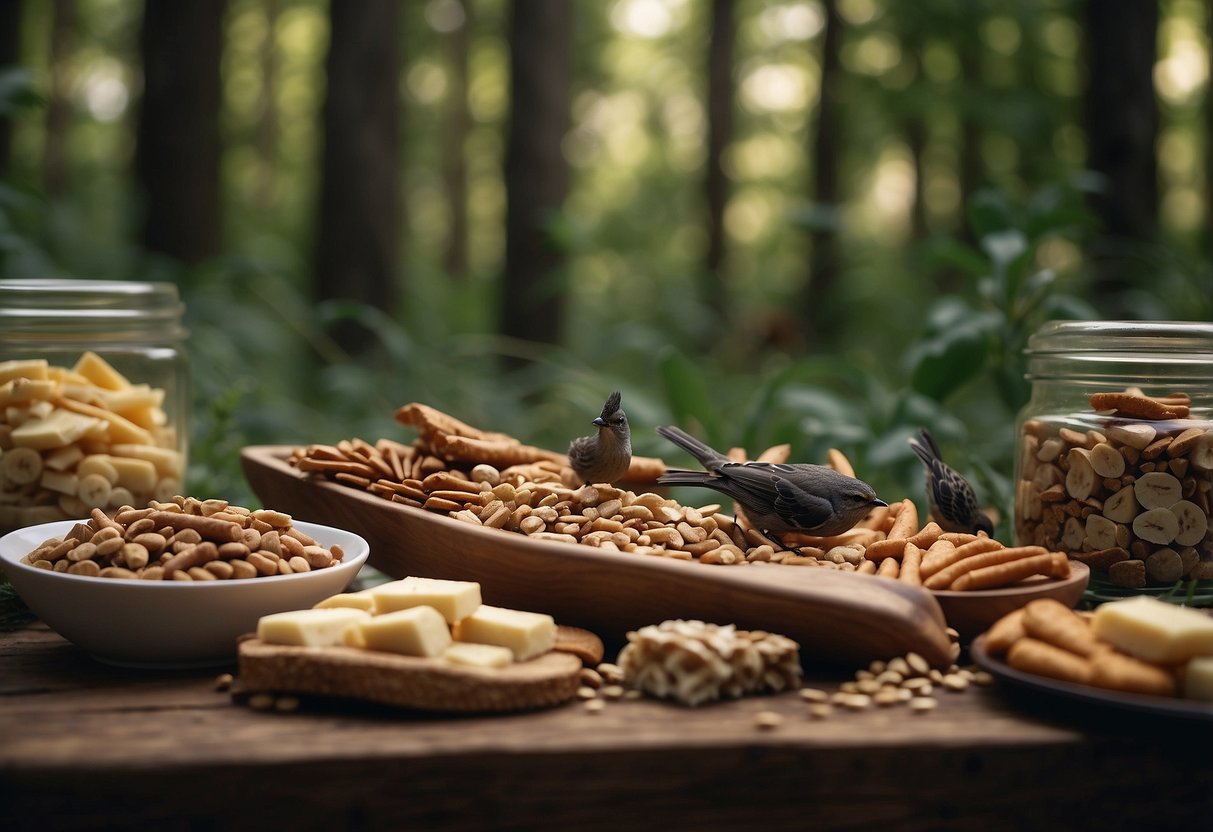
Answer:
[{"xmin": 1, "ymin": 0, "xmax": 1211, "ymax": 535}]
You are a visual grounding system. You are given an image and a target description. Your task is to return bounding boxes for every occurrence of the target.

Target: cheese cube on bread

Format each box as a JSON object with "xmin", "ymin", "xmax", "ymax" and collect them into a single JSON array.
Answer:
[
  {"xmin": 370, "ymin": 577, "xmax": 482, "ymax": 623},
  {"xmin": 256, "ymin": 608, "xmax": 371, "ymax": 647},
  {"xmin": 455, "ymin": 605, "xmax": 556, "ymax": 661},
  {"xmin": 354, "ymin": 606, "xmax": 452, "ymax": 657}
]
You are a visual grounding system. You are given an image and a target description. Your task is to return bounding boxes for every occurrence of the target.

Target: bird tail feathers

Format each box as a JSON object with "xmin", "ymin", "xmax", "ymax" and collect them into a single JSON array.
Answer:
[
  {"xmin": 908, "ymin": 428, "xmax": 942, "ymax": 467},
  {"xmin": 656, "ymin": 467, "xmax": 718, "ymax": 485},
  {"xmin": 655, "ymin": 425, "xmax": 731, "ymax": 471}
]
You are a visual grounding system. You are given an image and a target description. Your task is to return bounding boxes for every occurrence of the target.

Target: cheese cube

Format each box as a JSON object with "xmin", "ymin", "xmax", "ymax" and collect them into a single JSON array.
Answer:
[
  {"xmin": 355, "ymin": 606, "xmax": 452, "ymax": 657},
  {"xmin": 1184, "ymin": 656, "xmax": 1213, "ymax": 702},
  {"xmin": 454, "ymin": 605, "xmax": 556, "ymax": 661},
  {"xmin": 370, "ymin": 577, "xmax": 481, "ymax": 623},
  {"xmin": 313, "ymin": 590, "xmax": 376, "ymax": 613},
  {"xmin": 256, "ymin": 608, "xmax": 371, "ymax": 647},
  {"xmin": 443, "ymin": 642, "xmax": 515, "ymax": 669},
  {"xmin": 1091, "ymin": 596, "xmax": 1213, "ymax": 664}
]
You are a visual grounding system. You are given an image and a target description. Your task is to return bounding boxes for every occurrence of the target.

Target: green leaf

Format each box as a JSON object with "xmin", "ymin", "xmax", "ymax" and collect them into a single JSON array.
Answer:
[
  {"xmin": 966, "ymin": 189, "xmax": 1015, "ymax": 238},
  {"xmin": 905, "ymin": 308, "xmax": 1000, "ymax": 401},
  {"xmin": 656, "ymin": 346, "xmax": 720, "ymax": 443}
]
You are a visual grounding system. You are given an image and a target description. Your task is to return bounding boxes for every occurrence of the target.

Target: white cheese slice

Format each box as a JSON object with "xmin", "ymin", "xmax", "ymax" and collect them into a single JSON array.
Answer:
[
  {"xmin": 443, "ymin": 642, "xmax": 515, "ymax": 669},
  {"xmin": 256, "ymin": 607, "xmax": 371, "ymax": 647},
  {"xmin": 354, "ymin": 605, "xmax": 452, "ymax": 657},
  {"xmin": 1091, "ymin": 596, "xmax": 1213, "ymax": 664},
  {"xmin": 369, "ymin": 576, "xmax": 482, "ymax": 623},
  {"xmin": 454, "ymin": 604, "xmax": 555, "ymax": 661}
]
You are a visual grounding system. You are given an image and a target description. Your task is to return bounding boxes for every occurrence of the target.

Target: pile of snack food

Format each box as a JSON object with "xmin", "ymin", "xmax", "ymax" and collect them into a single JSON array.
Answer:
[
  {"xmin": 18, "ymin": 496, "xmax": 345, "ymax": 580},
  {"xmin": 1016, "ymin": 390, "xmax": 1213, "ymax": 588},
  {"xmin": 287, "ymin": 402, "xmax": 1074, "ymax": 595},
  {"xmin": 984, "ymin": 594, "xmax": 1212, "ymax": 702},
  {"xmin": 0, "ymin": 354, "xmax": 184, "ymax": 530}
]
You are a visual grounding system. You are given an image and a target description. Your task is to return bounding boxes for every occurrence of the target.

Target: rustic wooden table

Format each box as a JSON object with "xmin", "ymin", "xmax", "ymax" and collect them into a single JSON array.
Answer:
[{"xmin": 2, "ymin": 620, "xmax": 1210, "ymax": 831}]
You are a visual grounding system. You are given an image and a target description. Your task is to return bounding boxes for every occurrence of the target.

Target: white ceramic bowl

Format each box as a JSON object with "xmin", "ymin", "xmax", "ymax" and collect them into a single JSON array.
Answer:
[{"xmin": 0, "ymin": 519, "xmax": 369, "ymax": 668}]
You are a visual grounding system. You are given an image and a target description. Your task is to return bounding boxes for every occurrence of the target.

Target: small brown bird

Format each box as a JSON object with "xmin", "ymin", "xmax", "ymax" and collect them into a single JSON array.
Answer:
[
  {"xmin": 568, "ymin": 391, "xmax": 632, "ymax": 485},
  {"xmin": 908, "ymin": 428, "xmax": 994, "ymax": 536},
  {"xmin": 656, "ymin": 425, "xmax": 886, "ymax": 537}
]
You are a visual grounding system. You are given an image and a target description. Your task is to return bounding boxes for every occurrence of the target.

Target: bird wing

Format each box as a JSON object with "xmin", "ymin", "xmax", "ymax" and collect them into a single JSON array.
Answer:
[
  {"xmin": 720, "ymin": 462, "xmax": 835, "ymax": 530},
  {"xmin": 934, "ymin": 468, "xmax": 978, "ymax": 522}
]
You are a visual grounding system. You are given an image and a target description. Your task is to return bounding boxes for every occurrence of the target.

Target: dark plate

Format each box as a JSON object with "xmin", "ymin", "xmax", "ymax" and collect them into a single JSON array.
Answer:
[{"xmin": 970, "ymin": 633, "xmax": 1213, "ymax": 723}]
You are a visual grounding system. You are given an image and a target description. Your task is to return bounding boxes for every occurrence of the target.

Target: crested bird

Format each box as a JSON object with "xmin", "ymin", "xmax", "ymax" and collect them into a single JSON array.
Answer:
[
  {"xmin": 656, "ymin": 425, "xmax": 886, "ymax": 537},
  {"xmin": 568, "ymin": 391, "xmax": 632, "ymax": 485},
  {"xmin": 908, "ymin": 428, "xmax": 994, "ymax": 536}
]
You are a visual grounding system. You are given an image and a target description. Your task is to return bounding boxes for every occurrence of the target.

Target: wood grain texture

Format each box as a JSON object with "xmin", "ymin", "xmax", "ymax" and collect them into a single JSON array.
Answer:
[
  {"xmin": 241, "ymin": 446, "xmax": 954, "ymax": 668},
  {"xmin": 3, "ymin": 623, "xmax": 1212, "ymax": 831}
]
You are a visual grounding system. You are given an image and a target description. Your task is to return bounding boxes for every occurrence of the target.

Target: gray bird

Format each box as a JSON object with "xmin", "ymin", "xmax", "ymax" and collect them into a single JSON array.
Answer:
[
  {"xmin": 568, "ymin": 391, "xmax": 632, "ymax": 484},
  {"xmin": 656, "ymin": 425, "xmax": 886, "ymax": 537},
  {"xmin": 908, "ymin": 428, "xmax": 994, "ymax": 536}
]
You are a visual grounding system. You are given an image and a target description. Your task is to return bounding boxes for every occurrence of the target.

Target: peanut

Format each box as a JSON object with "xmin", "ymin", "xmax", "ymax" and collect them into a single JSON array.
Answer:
[{"xmin": 18, "ymin": 495, "xmax": 343, "ymax": 581}]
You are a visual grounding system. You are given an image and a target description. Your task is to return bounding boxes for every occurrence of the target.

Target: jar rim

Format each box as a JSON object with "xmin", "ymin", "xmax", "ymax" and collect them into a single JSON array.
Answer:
[{"xmin": 1027, "ymin": 320, "xmax": 1213, "ymax": 356}]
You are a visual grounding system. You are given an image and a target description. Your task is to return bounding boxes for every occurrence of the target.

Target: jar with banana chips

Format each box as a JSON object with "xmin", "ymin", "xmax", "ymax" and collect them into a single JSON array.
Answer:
[{"xmin": 0, "ymin": 280, "xmax": 188, "ymax": 532}]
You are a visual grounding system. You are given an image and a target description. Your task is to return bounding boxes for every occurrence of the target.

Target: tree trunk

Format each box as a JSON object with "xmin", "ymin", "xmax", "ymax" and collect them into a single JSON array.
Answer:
[
  {"xmin": 499, "ymin": 0, "xmax": 571, "ymax": 353},
  {"xmin": 801, "ymin": 0, "xmax": 843, "ymax": 348},
  {"xmin": 0, "ymin": 0, "xmax": 21, "ymax": 175},
  {"xmin": 703, "ymin": 0, "xmax": 734, "ymax": 316},
  {"xmin": 442, "ymin": 0, "xmax": 472, "ymax": 280},
  {"xmin": 1084, "ymin": 0, "xmax": 1158, "ymax": 296},
  {"xmin": 957, "ymin": 31, "xmax": 983, "ymax": 247},
  {"xmin": 255, "ymin": 0, "xmax": 279, "ymax": 212},
  {"xmin": 1206, "ymin": 1, "xmax": 1213, "ymax": 256},
  {"xmin": 135, "ymin": 0, "xmax": 225, "ymax": 264},
  {"xmin": 313, "ymin": 0, "xmax": 402, "ymax": 354},
  {"xmin": 43, "ymin": 0, "xmax": 72, "ymax": 198}
]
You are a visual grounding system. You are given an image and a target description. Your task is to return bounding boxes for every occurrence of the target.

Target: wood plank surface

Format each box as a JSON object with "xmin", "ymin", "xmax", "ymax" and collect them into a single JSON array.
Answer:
[{"xmin": 3, "ymin": 622, "xmax": 1211, "ymax": 831}]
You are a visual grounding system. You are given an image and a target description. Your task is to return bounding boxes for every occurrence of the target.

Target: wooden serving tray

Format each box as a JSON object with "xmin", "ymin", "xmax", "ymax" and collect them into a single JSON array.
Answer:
[
  {"xmin": 242, "ymin": 446, "xmax": 954, "ymax": 668},
  {"xmin": 237, "ymin": 627, "xmax": 590, "ymax": 713}
]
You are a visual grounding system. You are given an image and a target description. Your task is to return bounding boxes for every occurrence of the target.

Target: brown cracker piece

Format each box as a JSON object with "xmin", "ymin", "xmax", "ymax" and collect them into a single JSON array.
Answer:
[{"xmin": 1089, "ymin": 392, "xmax": 1189, "ymax": 420}]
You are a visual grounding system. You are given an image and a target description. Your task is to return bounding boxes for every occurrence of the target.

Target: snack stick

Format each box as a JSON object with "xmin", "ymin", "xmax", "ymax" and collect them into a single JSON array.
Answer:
[
  {"xmin": 983, "ymin": 608, "xmax": 1027, "ymax": 654},
  {"xmin": 1088, "ymin": 392, "xmax": 1189, "ymax": 421},
  {"xmin": 1007, "ymin": 637, "xmax": 1093, "ymax": 685},
  {"xmin": 906, "ymin": 521, "xmax": 942, "ymax": 549},
  {"xmin": 756, "ymin": 443, "xmax": 792, "ymax": 465},
  {"xmin": 876, "ymin": 557, "xmax": 900, "ymax": 579},
  {"xmin": 433, "ymin": 433, "xmax": 567, "ymax": 466},
  {"xmin": 857, "ymin": 559, "xmax": 877, "ymax": 575},
  {"xmin": 625, "ymin": 455, "xmax": 668, "ymax": 481},
  {"xmin": 394, "ymin": 402, "xmax": 516, "ymax": 443},
  {"xmin": 856, "ymin": 503, "xmax": 891, "ymax": 530},
  {"xmin": 826, "ymin": 448, "xmax": 855, "ymax": 477},
  {"xmin": 949, "ymin": 551, "xmax": 1067, "ymax": 591},
  {"xmin": 295, "ymin": 457, "xmax": 380, "ymax": 479},
  {"xmin": 939, "ymin": 532, "xmax": 982, "ymax": 545},
  {"xmin": 886, "ymin": 499, "xmax": 919, "ymax": 541},
  {"xmin": 1021, "ymin": 598, "xmax": 1101, "ymax": 658},
  {"xmin": 920, "ymin": 537, "xmax": 1004, "ymax": 579},
  {"xmin": 864, "ymin": 536, "xmax": 908, "ymax": 560},
  {"xmin": 899, "ymin": 542, "xmax": 923, "ymax": 586},
  {"xmin": 923, "ymin": 545, "xmax": 1048, "ymax": 591},
  {"xmin": 1088, "ymin": 650, "xmax": 1177, "ymax": 697}
]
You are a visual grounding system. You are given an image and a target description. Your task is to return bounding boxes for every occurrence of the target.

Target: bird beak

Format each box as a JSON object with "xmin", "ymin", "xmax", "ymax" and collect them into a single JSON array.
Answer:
[
  {"xmin": 872, "ymin": 498, "xmax": 888, "ymax": 507},
  {"xmin": 592, "ymin": 417, "xmax": 607, "ymax": 427}
]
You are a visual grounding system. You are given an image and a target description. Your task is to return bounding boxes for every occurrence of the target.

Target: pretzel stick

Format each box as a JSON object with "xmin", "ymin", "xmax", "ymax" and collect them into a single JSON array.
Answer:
[{"xmin": 924, "ymin": 545, "xmax": 1048, "ymax": 591}]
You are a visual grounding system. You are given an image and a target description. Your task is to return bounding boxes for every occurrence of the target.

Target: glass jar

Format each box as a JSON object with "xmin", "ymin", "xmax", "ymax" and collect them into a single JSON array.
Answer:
[
  {"xmin": 1013, "ymin": 320, "xmax": 1213, "ymax": 605},
  {"xmin": 0, "ymin": 279, "xmax": 189, "ymax": 532}
]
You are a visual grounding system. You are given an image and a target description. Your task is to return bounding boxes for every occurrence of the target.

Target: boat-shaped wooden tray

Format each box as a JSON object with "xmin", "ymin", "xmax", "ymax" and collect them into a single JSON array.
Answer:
[{"xmin": 242, "ymin": 446, "xmax": 954, "ymax": 668}]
